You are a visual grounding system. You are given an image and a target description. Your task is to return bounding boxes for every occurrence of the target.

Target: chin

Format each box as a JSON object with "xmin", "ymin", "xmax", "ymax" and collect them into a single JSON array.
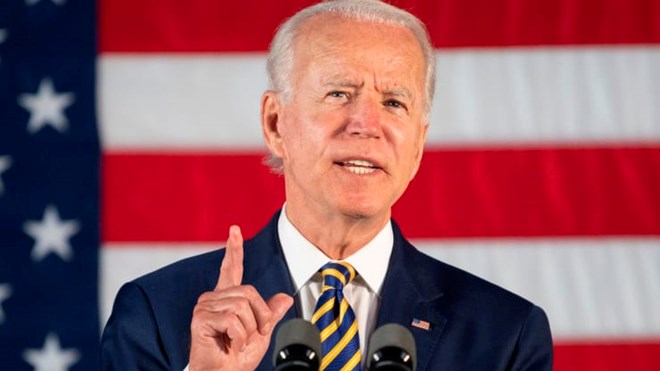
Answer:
[
  {"xmin": 337, "ymin": 199, "xmax": 388, "ymax": 221},
  {"xmin": 342, "ymin": 210, "xmax": 372, "ymax": 221}
]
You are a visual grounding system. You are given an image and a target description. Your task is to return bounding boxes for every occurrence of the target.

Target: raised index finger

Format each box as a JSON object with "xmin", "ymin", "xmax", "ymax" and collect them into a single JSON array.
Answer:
[{"xmin": 216, "ymin": 225, "xmax": 244, "ymax": 290}]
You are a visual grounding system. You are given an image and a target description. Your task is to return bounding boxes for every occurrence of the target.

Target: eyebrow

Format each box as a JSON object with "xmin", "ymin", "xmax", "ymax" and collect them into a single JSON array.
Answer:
[
  {"xmin": 383, "ymin": 87, "xmax": 413, "ymax": 100},
  {"xmin": 321, "ymin": 78, "xmax": 414, "ymax": 100},
  {"xmin": 321, "ymin": 78, "xmax": 362, "ymax": 89}
]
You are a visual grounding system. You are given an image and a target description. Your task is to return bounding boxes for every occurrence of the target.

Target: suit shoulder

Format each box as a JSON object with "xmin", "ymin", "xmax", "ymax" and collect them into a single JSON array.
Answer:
[
  {"xmin": 103, "ymin": 249, "xmax": 226, "ymax": 370},
  {"xmin": 406, "ymin": 243, "xmax": 539, "ymax": 314},
  {"xmin": 406, "ymin": 246, "xmax": 553, "ymax": 370}
]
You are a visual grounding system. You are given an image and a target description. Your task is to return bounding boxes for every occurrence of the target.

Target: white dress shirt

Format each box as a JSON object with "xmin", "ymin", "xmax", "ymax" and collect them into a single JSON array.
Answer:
[{"xmin": 278, "ymin": 205, "xmax": 394, "ymax": 362}]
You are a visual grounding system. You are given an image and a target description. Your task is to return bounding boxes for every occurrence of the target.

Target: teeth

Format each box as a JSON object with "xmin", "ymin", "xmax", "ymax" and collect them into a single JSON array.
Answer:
[
  {"xmin": 340, "ymin": 159, "xmax": 379, "ymax": 175},
  {"xmin": 344, "ymin": 160, "xmax": 375, "ymax": 167},
  {"xmin": 346, "ymin": 166, "xmax": 376, "ymax": 175}
]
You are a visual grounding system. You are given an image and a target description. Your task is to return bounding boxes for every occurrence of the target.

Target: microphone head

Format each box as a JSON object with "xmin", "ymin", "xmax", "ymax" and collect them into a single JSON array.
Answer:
[
  {"xmin": 273, "ymin": 318, "xmax": 321, "ymax": 370},
  {"xmin": 367, "ymin": 323, "xmax": 416, "ymax": 371}
]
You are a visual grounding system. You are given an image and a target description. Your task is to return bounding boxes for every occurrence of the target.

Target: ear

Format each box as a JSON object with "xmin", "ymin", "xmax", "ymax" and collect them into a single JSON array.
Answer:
[
  {"xmin": 409, "ymin": 122, "xmax": 428, "ymax": 180},
  {"xmin": 261, "ymin": 91, "xmax": 286, "ymax": 158}
]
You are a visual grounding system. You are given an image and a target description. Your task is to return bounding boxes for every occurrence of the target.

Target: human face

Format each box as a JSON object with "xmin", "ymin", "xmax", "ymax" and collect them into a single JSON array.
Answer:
[{"xmin": 262, "ymin": 15, "xmax": 429, "ymax": 223}]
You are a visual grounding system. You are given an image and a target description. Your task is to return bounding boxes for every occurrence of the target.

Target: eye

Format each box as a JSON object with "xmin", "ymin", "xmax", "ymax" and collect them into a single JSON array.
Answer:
[
  {"xmin": 328, "ymin": 91, "xmax": 348, "ymax": 98},
  {"xmin": 384, "ymin": 99, "xmax": 405, "ymax": 109}
]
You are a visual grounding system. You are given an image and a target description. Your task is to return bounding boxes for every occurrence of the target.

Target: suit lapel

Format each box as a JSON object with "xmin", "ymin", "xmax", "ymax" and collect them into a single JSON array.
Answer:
[
  {"xmin": 242, "ymin": 210, "xmax": 297, "ymax": 305},
  {"xmin": 376, "ymin": 224, "xmax": 447, "ymax": 371}
]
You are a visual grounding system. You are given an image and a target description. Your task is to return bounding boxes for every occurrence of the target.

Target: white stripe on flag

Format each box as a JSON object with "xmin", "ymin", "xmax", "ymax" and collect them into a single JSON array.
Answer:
[
  {"xmin": 99, "ymin": 47, "xmax": 660, "ymax": 149},
  {"xmin": 417, "ymin": 238, "xmax": 660, "ymax": 339},
  {"xmin": 101, "ymin": 239, "xmax": 660, "ymax": 339},
  {"xmin": 100, "ymin": 54, "xmax": 268, "ymax": 150}
]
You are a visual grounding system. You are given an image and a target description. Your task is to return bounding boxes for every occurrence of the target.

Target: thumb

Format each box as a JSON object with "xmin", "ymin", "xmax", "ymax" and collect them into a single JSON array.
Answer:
[{"xmin": 263, "ymin": 293, "xmax": 294, "ymax": 334}]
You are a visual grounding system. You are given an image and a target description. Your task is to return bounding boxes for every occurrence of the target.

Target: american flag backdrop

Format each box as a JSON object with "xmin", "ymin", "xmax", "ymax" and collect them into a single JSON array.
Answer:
[
  {"xmin": 0, "ymin": 0, "xmax": 100, "ymax": 369},
  {"xmin": 1, "ymin": 0, "xmax": 659, "ymax": 370}
]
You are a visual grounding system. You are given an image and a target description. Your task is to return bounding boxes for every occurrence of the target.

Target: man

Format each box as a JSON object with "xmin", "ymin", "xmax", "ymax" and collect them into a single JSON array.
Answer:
[{"xmin": 101, "ymin": 1, "xmax": 553, "ymax": 370}]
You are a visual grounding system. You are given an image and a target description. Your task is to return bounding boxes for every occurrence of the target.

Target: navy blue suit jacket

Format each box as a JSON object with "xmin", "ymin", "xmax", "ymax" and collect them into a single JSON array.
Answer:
[{"xmin": 101, "ymin": 212, "xmax": 553, "ymax": 370}]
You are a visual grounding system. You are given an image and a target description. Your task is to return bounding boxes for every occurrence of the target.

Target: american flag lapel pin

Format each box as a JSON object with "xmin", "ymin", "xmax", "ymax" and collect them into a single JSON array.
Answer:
[{"xmin": 411, "ymin": 318, "xmax": 431, "ymax": 331}]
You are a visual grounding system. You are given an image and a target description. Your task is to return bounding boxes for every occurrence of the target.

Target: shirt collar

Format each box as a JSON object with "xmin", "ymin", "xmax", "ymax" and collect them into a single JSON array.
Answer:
[{"xmin": 278, "ymin": 204, "xmax": 393, "ymax": 295}]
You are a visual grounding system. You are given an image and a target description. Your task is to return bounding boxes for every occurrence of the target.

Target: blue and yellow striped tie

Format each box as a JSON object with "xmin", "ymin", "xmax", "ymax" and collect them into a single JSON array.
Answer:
[{"xmin": 311, "ymin": 261, "xmax": 361, "ymax": 371}]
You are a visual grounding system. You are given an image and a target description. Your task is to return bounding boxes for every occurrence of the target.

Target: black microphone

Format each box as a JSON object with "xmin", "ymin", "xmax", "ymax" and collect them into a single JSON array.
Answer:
[
  {"xmin": 273, "ymin": 318, "xmax": 322, "ymax": 371},
  {"xmin": 366, "ymin": 323, "xmax": 416, "ymax": 371}
]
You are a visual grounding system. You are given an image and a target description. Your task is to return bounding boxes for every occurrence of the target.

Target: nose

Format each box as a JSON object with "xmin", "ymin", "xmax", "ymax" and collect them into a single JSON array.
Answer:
[{"xmin": 345, "ymin": 97, "xmax": 382, "ymax": 138}]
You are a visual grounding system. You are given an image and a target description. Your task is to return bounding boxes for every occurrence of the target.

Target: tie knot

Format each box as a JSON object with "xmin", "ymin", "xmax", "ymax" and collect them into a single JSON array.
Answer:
[{"xmin": 320, "ymin": 261, "xmax": 356, "ymax": 291}]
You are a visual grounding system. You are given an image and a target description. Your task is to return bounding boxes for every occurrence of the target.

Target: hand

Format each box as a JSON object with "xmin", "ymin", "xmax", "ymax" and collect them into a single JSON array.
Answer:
[{"xmin": 189, "ymin": 225, "xmax": 293, "ymax": 370}]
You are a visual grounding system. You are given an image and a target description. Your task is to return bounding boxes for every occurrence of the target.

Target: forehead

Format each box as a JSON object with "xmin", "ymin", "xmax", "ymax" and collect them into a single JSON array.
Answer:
[{"xmin": 293, "ymin": 14, "xmax": 426, "ymax": 87}]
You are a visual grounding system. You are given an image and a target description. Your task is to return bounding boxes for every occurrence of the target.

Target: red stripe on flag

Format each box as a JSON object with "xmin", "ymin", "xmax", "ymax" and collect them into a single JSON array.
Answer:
[
  {"xmin": 397, "ymin": 145, "xmax": 660, "ymax": 238},
  {"xmin": 554, "ymin": 341, "xmax": 660, "ymax": 371},
  {"xmin": 103, "ymin": 152, "xmax": 285, "ymax": 242},
  {"xmin": 102, "ymin": 146, "xmax": 660, "ymax": 242},
  {"xmin": 99, "ymin": 0, "xmax": 659, "ymax": 52}
]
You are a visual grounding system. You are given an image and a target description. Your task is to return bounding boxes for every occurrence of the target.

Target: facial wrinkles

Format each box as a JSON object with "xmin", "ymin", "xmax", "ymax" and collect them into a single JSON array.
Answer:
[
  {"xmin": 314, "ymin": 70, "xmax": 420, "ymax": 120},
  {"xmin": 293, "ymin": 16, "xmax": 426, "ymax": 110},
  {"xmin": 352, "ymin": 68, "xmax": 419, "ymax": 121},
  {"xmin": 306, "ymin": 68, "xmax": 421, "ymax": 177},
  {"xmin": 291, "ymin": 18, "xmax": 424, "ymax": 161}
]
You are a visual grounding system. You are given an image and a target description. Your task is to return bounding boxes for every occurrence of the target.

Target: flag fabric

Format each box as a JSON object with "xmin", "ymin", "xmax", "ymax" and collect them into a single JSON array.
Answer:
[
  {"xmin": 0, "ymin": 0, "xmax": 99, "ymax": 370},
  {"xmin": 2, "ymin": 0, "xmax": 660, "ymax": 370}
]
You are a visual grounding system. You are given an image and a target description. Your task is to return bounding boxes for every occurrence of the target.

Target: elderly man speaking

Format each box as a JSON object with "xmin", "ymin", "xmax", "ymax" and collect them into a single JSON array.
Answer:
[{"xmin": 101, "ymin": 1, "xmax": 553, "ymax": 370}]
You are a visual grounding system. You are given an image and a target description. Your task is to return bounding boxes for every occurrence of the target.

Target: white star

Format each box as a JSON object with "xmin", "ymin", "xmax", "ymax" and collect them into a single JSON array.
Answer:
[
  {"xmin": 26, "ymin": 0, "xmax": 67, "ymax": 6},
  {"xmin": 23, "ymin": 205, "xmax": 80, "ymax": 262},
  {"xmin": 0, "ymin": 156, "xmax": 11, "ymax": 196},
  {"xmin": 23, "ymin": 333, "xmax": 80, "ymax": 371},
  {"xmin": 17, "ymin": 78, "xmax": 75, "ymax": 134},
  {"xmin": 0, "ymin": 284, "xmax": 11, "ymax": 324}
]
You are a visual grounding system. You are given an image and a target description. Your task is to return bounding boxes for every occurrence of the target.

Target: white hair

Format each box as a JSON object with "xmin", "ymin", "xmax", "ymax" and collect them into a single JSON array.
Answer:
[{"xmin": 265, "ymin": 0, "xmax": 436, "ymax": 172}]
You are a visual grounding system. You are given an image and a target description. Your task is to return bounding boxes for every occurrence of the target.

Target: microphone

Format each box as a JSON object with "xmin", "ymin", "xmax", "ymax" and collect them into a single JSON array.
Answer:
[
  {"xmin": 366, "ymin": 323, "xmax": 416, "ymax": 371},
  {"xmin": 273, "ymin": 318, "xmax": 322, "ymax": 371}
]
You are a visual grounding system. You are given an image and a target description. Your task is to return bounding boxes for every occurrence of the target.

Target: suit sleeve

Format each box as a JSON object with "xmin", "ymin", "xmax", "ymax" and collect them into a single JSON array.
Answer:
[
  {"xmin": 101, "ymin": 282, "xmax": 171, "ymax": 370},
  {"xmin": 509, "ymin": 305, "xmax": 553, "ymax": 371}
]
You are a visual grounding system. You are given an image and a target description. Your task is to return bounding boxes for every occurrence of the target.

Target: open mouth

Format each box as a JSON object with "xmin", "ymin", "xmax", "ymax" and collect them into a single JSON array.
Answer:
[{"xmin": 336, "ymin": 159, "xmax": 381, "ymax": 175}]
